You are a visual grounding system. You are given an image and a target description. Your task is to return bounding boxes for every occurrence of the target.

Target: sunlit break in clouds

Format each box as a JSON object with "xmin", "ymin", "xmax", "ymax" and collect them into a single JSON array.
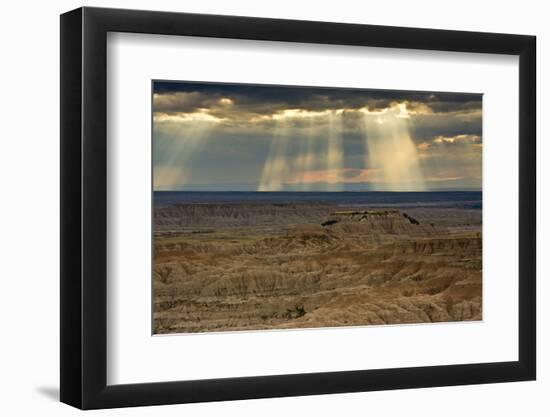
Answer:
[{"xmin": 153, "ymin": 82, "xmax": 482, "ymax": 192}]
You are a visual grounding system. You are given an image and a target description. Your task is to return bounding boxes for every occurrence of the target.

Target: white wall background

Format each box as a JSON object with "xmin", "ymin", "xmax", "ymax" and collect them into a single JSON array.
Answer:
[{"xmin": 0, "ymin": 0, "xmax": 545, "ymax": 415}]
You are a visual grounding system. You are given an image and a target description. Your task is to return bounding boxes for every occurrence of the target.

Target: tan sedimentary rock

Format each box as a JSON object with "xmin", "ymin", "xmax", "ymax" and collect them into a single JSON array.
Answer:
[{"xmin": 153, "ymin": 203, "xmax": 482, "ymax": 334}]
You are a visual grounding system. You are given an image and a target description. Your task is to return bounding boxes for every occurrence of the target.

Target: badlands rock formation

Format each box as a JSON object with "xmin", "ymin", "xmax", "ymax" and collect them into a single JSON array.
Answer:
[{"xmin": 153, "ymin": 203, "xmax": 482, "ymax": 333}]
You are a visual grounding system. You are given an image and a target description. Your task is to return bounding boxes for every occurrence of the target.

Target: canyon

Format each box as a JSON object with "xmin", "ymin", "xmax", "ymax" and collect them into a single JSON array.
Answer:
[{"xmin": 153, "ymin": 201, "xmax": 482, "ymax": 334}]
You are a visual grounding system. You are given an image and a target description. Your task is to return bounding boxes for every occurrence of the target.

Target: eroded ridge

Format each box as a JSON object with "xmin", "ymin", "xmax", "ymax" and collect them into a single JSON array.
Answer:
[{"xmin": 153, "ymin": 202, "xmax": 482, "ymax": 334}]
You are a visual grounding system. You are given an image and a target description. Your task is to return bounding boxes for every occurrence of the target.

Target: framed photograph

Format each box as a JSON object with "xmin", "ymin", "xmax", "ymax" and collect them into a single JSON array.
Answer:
[{"xmin": 60, "ymin": 7, "xmax": 536, "ymax": 409}]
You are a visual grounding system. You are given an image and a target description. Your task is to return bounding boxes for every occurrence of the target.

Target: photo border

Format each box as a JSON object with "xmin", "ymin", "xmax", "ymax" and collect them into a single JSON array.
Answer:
[{"xmin": 60, "ymin": 7, "xmax": 536, "ymax": 409}]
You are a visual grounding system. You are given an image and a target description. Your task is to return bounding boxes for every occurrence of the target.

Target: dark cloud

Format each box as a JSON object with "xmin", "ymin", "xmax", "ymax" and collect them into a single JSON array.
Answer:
[
  {"xmin": 153, "ymin": 81, "xmax": 482, "ymax": 117},
  {"xmin": 410, "ymin": 114, "xmax": 482, "ymax": 143}
]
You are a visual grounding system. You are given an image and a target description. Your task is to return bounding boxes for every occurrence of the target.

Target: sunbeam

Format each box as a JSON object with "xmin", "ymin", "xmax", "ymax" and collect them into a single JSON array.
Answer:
[
  {"xmin": 363, "ymin": 106, "xmax": 426, "ymax": 191},
  {"xmin": 292, "ymin": 118, "xmax": 317, "ymax": 191},
  {"xmin": 153, "ymin": 119, "xmax": 216, "ymax": 189},
  {"xmin": 326, "ymin": 111, "xmax": 344, "ymax": 191},
  {"xmin": 258, "ymin": 117, "xmax": 290, "ymax": 191}
]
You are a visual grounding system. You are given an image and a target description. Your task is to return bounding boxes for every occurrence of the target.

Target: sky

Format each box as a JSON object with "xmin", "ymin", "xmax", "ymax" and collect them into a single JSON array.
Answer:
[{"xmin": 153, "ymin": 81, "xmax": 482, "ymax": 192}]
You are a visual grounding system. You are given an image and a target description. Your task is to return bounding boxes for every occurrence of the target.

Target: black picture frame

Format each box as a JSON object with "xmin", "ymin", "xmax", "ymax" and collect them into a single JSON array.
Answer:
[{"xmin": 60, "ymin": 6, "xmax": 536, "ymax": 410}]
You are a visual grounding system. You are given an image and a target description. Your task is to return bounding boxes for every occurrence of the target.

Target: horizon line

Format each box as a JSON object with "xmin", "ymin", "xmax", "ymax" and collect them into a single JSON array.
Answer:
[{"xmin": 154, "ymin": 189, "xmax": 482, "ymax": 193}]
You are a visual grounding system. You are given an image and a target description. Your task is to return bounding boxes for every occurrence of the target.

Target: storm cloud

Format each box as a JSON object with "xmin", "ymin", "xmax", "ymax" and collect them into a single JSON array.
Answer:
[{"xmin": 153, "ymin": 81, "xmax": 482, "ymax": 191}]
